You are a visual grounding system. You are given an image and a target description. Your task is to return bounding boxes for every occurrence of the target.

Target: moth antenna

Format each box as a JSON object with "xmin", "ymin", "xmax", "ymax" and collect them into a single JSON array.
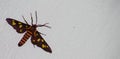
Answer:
[
  {"xmin": 30, "ymin": 13, "xmax": 33, "ymax": 25},
  {"xmin": 22, "ymin": 16, "xmax": 28, "ymax": 24},
  {"xmin": 35, "ymin": 11, "xmax": 38, "ymax": 25}
]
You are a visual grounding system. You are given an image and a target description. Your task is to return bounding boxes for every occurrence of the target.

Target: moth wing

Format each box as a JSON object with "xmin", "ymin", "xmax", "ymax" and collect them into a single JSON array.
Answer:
[
  {"xmin": 6, "ymin": 18, "xmax": 30, "ymax": 33},
  {"xmin": 31, "ymin": 31, "xmax": 52, "ymax": 53}
]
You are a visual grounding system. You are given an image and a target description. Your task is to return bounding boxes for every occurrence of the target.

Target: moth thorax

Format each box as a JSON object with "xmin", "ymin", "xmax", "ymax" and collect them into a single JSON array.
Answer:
[{"xmin": 31, "ymin": 25, "xmax": 37, "ymax": 30}]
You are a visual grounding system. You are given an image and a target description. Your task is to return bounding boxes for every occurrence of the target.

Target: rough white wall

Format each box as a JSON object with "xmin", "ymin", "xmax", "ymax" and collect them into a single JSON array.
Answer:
[{"xmin": 0, "ymin": 0, "xmax": 120, "ymax": 59}]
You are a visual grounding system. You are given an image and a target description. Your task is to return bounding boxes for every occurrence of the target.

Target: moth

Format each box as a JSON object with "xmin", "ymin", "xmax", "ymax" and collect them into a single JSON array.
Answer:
[{"xmin": 6, "ymin": 11, "xmax": 52, "ymax": 53}]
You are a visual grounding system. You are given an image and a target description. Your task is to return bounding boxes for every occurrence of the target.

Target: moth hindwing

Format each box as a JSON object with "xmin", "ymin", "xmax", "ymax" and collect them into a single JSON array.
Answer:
[{"xmin": 6, "ymin": 12, "xmax": 52, "ymax": 53}]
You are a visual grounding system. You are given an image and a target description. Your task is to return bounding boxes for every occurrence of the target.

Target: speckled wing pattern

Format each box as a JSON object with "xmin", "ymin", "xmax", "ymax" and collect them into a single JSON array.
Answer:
[
  {"xmin": 6, "ymin": 18, "xmax": 52, "ymax": 53},
  {"xmin": 31, "ymin": 31, "xmax": 52, "ymax": 53},
  {"xmin": 6, "ymin": 18, "xmax": 30, "ymax": 33}
]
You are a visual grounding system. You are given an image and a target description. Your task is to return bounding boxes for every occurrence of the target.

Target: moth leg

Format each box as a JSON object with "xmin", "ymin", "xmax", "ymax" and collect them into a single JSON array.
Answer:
[
  {"xmin": 33, "ymin": 45, "xmax": 35, "ymax": 48},
  {"xmin": 38, "ymin": 23, "xmax": 51, "ymax": 28},
  {"xmin": 39, "ymin": 32, "xmax": 46, "ymax": 36}
]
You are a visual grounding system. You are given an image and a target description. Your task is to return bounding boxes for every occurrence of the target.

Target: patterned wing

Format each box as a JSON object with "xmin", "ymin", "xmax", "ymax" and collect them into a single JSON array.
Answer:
[
  {"xmin": 31, "ymin": 31, "xmax": 52, "ymax": 53},
  {"xmin": 6, "ymin": 18, "xmax": 30, "ymax": 33}
]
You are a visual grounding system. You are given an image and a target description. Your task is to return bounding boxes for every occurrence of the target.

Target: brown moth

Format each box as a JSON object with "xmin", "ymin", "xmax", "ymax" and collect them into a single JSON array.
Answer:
[{"xmin": 6, "ymin": 11, "xmax": 52, "ymax": 53}]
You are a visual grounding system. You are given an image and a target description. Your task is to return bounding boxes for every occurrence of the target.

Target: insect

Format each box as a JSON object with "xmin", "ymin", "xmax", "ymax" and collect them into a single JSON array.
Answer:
[{"xmin": 6, "ymin": 11, "xmax": 52, "ymax": 53}]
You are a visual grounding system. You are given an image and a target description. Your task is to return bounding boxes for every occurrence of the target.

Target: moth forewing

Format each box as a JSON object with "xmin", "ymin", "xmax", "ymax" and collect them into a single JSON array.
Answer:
[
  {"xmin": 6, "ymin": 18, "xmax": 30, "ymax": 33},
  {"xmin": 31, "ymin": 31, "xmax": 52, "ymax": 53}
]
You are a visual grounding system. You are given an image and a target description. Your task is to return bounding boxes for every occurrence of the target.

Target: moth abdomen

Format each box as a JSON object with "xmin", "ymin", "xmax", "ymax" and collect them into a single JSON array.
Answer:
[{"xmin": 18, "ymin": 31, "xmax": 32, "ymax": 46}]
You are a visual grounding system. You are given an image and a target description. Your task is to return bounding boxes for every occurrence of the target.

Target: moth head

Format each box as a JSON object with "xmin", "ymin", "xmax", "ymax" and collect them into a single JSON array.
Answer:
[{"xmin": 32, "ymin": 24, "xmax": 37, "ymax": 29}]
